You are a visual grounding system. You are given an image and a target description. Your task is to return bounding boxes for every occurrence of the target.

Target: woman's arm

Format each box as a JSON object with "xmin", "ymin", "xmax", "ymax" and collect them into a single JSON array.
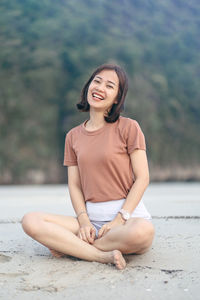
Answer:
[
  {"xmin": 68, "ymin": 166, "xmax": 96, "ymax": 243},
  {"xmin": 68, "ymin": 166, "xmax": 88, "ymax": 218},
  {"xmin": 98, "ymin": 149, "xmax": 149, "ymax": 237},
  {"xmin": 119, "ymin": 149, "xmax": 149, "ymax": 213}
]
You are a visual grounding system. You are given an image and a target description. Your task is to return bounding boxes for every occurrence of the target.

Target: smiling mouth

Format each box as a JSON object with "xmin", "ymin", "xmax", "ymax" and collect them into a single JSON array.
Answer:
[{"xmin": 92, "ymin": 93, "xmax": 104, "ymax": 100}]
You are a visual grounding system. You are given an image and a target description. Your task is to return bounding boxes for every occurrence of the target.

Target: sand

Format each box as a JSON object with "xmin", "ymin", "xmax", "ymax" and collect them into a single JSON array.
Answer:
[{"xmin": 0, "ymin": 183, "xmax": 200, "ymax": 300}]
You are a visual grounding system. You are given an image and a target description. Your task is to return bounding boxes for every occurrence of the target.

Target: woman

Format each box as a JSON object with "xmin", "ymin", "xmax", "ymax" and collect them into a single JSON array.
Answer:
[{"xmin": 22, "ymin": 64, "xmax": 155, "ymax": 270}]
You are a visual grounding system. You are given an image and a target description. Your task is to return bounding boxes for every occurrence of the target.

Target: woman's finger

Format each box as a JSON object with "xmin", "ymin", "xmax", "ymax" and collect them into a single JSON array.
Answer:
[
  {"xmin": 80, "ymin": 228, "xmax": 87, "ymax": 242},
  {"xmin": 97, "ymin": 227, "xmax": 103, "ymax": 238},
  {"xmin": 98, "ymin": 225, "xmax": 106, "ymax": 238},
  {"xmin": 87, "ymin": 227, "xmax": 96, "ymax": 244},
  {"xmin": 85, "ymin": 227, "xmax": 93, "ymax": 243},
  {"xmin": 98, "ymin": 225, "xmax": 111, "ymax": 238},
  {"xmin": 90, "ymin": 227, "xmax": 96, "ymax": 242}
]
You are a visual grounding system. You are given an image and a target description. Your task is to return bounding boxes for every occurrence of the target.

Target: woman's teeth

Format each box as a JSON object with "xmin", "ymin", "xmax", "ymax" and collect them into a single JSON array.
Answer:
[{"xmin": 92, "ymin": 93, "xmax": 104, "ymax": 100}]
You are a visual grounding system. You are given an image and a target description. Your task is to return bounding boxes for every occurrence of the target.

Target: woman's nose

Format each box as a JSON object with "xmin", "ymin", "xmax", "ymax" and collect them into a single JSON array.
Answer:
[{"xmin": 95, "ymin": 83, "xmax": 105, "ymax": 92}]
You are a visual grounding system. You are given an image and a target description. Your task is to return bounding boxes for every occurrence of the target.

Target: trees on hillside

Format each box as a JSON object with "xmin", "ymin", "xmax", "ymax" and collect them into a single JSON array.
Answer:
[{"xmin": 0, "ymin": 0, "xmax": 199, "ymax": 183}]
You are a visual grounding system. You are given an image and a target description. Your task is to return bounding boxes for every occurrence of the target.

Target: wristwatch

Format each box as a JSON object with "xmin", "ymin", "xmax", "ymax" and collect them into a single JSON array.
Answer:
[{"xmin": 119, "ymin": 209, "xmax": 131, "ymax": 221}]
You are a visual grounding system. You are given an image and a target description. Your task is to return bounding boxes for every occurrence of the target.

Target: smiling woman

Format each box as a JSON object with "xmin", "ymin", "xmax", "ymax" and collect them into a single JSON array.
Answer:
[
  {"xmin": 86, "ymin": 69, "xmax": 119, "ymax": 122},
  {"xmin": 77, "ymin": 64, "xmax": 128, "ymax": 123},
  {"xmin": 22, "ymin": 63, "xmax": 155, "ymax": 270}
]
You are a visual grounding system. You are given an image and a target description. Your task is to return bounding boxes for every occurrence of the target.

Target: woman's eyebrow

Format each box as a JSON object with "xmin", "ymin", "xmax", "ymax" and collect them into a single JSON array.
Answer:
[
  {"xmin": 108, "ymin": 80, "xmax": 116, "ymax": 86},
  {"xmin": 95, "ymin": 76, "xmax": 116, "ymax": 86}
]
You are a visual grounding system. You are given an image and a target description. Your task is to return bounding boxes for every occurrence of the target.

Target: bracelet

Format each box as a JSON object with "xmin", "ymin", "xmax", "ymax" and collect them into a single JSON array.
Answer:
[{"xmin": 77, "ymin": 211, "xmax": 87, "ymax": 218}]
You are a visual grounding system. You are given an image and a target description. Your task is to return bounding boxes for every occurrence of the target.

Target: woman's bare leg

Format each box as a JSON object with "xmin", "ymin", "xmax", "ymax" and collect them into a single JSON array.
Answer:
[
  {"xmin": 93, "ymin": 218, "xmax": 155, "ymax": 254},
  {"xmin": 21, "ymin": 212, "xmax": 126, "ymax": 269}
]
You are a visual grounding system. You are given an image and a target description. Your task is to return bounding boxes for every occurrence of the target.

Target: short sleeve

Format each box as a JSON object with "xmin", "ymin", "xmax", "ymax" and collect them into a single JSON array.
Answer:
[
  {"xmin": 63, "ymin": 132, "xmax": 78, "ymax": 166},
  {"xmin": 126, "ymin": 120, "xmax": 146, "ymax": 154}
]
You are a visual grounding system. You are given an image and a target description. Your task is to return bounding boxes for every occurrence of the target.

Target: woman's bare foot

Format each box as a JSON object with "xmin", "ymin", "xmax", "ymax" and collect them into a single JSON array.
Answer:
[
  {"xmin": 49, "ymin": 249, "xmax": 65, "ymax": 258},
  {"xmin": 112, "ymin": 250, "xmax": 126, "ymax": 270},
  {"xmin": 49, "ymin": 248, "xmax": 126, "ymax": 269}
]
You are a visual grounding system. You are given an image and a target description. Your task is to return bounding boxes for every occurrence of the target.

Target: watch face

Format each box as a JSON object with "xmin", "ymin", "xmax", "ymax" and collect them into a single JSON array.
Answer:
[
  {"xmin": 124, "ymin": 212, "xmax": 129, "ymax": 220},
  {"xmin": 120, "ymin": 209, "xmax": 130, "ymax": 221}
]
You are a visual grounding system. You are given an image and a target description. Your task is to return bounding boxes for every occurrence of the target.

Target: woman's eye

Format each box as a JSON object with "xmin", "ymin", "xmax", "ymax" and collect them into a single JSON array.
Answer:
[
  {"xmin": 107, "ymin": 85, "xmax": 114, "ymax": 89},
  {"xmin": 94, "ymin": 79, "xmax": 100, "ymax": 83}
]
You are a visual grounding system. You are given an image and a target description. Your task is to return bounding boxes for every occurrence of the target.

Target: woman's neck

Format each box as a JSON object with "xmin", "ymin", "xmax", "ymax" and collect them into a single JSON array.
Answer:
[{"xmin": 86, "ymin": 111, "xmax": 106, "ymax": 129}]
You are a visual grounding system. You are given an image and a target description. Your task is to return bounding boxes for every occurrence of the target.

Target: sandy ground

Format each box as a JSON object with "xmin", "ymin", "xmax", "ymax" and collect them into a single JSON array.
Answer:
[{"xmin": 0, "ymin": 183, "xmax": 200, "ymax": 300}]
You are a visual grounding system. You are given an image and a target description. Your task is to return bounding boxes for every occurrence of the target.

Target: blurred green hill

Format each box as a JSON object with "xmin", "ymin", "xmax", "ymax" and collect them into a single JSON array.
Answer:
[{"xmin": 0, "ymin": 0, "xmax": 200, "ymax": 183}]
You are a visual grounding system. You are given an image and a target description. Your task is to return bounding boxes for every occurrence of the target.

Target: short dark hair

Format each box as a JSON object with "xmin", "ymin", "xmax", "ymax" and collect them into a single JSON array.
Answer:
[{"xmin": 76, "ymin": 64, "xmax": 128, "ymax": 123}]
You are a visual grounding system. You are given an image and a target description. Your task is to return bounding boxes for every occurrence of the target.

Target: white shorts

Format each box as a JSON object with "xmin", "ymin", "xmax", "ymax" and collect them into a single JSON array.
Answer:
[{"xmin": 86, "ymin": 198, "xmax": 152, "ymax": 237}]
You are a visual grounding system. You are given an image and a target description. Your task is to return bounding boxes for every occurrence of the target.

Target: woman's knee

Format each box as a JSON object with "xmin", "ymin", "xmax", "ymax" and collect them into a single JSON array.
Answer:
[
  {"xmin": 126, "ymin": 219, "xmax": 155, "ymax": 247},
  {"xmin": 21, "ymin": 212, "xmax": 44, "ymax": 237}
]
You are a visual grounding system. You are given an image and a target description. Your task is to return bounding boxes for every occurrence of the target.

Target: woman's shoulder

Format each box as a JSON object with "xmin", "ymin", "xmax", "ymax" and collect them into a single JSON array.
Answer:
[
  {"xmin": 117, "ymin": 116, "xmax": 145, "ymax": 140},
  {"xmin": 118, "ymin": 116, "xmax": 141, "ymax": 129},
  {"xmin": 65, "ymin": 122, "xmax": 83, "ymax": 138}
]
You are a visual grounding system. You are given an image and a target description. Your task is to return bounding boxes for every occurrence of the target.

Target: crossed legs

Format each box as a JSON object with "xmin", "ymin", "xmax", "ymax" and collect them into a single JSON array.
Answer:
[
  {"xmin": 93, "ymin": 218, "xmax": 155, "ymax": 254},
  {"xmin": 21, "ymin": 212, "xmax": 155, "ymax": 269}
]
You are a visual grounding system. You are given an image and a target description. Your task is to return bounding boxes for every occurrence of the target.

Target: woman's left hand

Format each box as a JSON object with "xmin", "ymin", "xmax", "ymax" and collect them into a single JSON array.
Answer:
[{"xmin": 97, "ymin": 214, "xmax": 125, "ymax": 239}]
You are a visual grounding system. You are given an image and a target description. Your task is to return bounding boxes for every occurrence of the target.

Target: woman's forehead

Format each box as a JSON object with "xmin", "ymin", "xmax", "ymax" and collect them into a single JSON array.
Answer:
[{"xmin": 95, "ymin": 69, "xmax": 119, "ymax": 85}]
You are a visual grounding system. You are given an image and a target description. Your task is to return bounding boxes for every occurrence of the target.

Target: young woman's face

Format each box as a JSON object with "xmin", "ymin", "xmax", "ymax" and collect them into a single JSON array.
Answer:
[{"xmin": 87, "ymin": 69, "xmax": 119, "ymax": 113}]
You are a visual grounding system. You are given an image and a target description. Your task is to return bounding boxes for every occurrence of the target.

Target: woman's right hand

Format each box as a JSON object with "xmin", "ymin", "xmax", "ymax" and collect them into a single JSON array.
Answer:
[
  {"xmin": 78, "ymin": 222, "xmax": 96, "ymax": 244},
  {"xmin": 77, "ymin": 213, "xmax": 96, "ymax": 244}
]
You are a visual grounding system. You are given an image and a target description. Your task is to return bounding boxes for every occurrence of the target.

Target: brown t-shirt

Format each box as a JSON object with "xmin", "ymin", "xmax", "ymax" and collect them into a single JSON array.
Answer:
[{"xmin": 63, "ymin": 116, "xmax": 146, "ymax": 203}]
